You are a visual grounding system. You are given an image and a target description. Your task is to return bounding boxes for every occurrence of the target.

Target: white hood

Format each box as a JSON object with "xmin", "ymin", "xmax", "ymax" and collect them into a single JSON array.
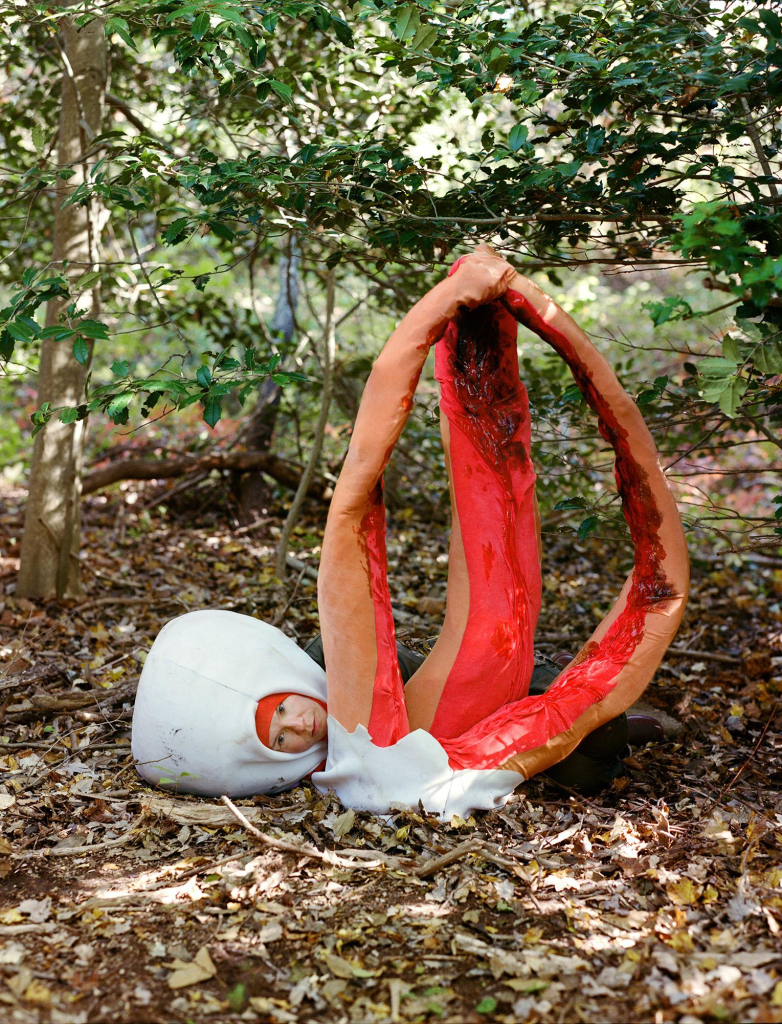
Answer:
[{"xmin": 131, "ymin": 610, "xmax": 328, "ymax": 797}]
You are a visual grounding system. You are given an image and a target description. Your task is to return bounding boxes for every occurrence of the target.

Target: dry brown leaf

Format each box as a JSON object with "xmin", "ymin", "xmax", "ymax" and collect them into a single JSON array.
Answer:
[{"xmin": 165, "ymin": 945, "xmax": 217, "ymax": 989}]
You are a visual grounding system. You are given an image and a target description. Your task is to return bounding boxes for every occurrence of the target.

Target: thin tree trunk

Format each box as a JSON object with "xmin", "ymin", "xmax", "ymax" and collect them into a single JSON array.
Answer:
[
  {"xmin": 276, "ymin": 269, "xmax": 336, "ymax": 579},
  {"xmin": 236, "ymin": 236, "xmax": 301, "ymax": 520},
  {"xmin": 18, "ymin": 16, "xmax": 107, "ymax": 599}
]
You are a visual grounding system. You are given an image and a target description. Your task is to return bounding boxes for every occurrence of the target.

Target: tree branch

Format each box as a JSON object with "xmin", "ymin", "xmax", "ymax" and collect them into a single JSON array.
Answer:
[{"xmin": 82, "ymin": 450, "xmax": 333, "ymax": 500}]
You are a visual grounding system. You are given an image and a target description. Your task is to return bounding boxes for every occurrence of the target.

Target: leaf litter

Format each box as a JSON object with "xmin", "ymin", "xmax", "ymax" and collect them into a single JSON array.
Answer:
[{"xmin": 0, "ymin": 486, "xmax": 780, "ymax": 1023}]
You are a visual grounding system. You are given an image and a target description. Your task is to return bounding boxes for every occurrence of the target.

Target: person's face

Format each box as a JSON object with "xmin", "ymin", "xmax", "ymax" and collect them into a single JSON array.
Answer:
[{"xmin": 268, "ymin": 695, "xmax": 328, "ymax": 753}]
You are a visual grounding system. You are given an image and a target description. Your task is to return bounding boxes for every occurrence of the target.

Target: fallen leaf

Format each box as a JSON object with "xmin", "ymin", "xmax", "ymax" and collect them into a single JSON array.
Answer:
[
  {"xmin": 165, "ymin": 946, "xmax": 217, "ymax": 989},
  {"xmin": 667, "ymin": 878, "xmax": 700, "ymax": 905},
  {"xmin": 23, "ymin": 979, "xmax": 51, "ymax": 1005},
  {"xmin": 6, "ymin": 967, "xmax": 33, "ymax": 998},
  {"xmin": 332, "ymin": 808, "xmax": 355, "ymax": 838},
  {"xmin": 322, "ymin": 952, "xmax": 380, "ymax": 979},
  {"xmin": 17, "ymin": 898, "xmax": 51, "ymax": 923}
]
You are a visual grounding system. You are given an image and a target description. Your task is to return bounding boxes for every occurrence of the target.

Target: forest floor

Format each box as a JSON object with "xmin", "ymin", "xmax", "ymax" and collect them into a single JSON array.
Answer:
[{"xmin": 0, "ymin": 482, "xmax": 781, "ymax": 1024}]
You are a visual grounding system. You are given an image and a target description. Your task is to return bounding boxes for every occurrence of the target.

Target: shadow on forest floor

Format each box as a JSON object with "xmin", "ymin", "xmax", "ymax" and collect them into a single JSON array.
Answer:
[{"xmin": 1, "ymin": 486, "xmax": 781, "ymax": 1024}]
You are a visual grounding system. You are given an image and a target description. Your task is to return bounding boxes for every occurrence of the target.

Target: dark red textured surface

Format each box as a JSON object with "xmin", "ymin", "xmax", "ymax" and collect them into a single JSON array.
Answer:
[
  {"xmin": 441, "ymin": 289, "xmax": 675, "ymax": 770},
  {"xmin": 428, "ymin": 301, "xmax": 541, "ymax": 740}
]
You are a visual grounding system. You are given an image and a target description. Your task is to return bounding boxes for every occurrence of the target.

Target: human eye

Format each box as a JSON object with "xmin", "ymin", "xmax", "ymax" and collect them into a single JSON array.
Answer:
[
  {"xmin": 276, "ymin": 730, "xmax": 286, "ymax": 749},
  {"xmin": 277, "ymin": 702, "xmax": 286, "ymax": 716}
]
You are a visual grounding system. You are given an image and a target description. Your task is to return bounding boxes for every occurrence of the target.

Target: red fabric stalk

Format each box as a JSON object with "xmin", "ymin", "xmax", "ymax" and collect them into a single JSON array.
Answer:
[
  {"xmin": 428, "ymin": 301, "xmax": 541, "ymax": 739},
  {"xmin": 364, "ymin": 480, "xmax": 410, "ymax": 746}
]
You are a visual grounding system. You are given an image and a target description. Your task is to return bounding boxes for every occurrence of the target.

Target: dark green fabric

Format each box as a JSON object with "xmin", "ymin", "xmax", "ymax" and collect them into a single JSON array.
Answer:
[{"xmin": 301, "ymin": 636, "xmax": 627, "ymax": 795}]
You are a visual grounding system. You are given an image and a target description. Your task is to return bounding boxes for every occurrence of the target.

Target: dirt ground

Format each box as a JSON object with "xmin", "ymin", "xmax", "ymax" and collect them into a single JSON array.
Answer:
[{"xmin": 1, "ymin": 486, "xmax": 781, "ymax": 1024}]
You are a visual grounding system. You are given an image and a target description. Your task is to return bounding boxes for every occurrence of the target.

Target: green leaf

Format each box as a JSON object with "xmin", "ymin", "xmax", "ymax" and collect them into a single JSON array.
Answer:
[
  {"xmin": 487, "ymin": 53, "xmax": 509, "ymax": 75},
  {"xmin": 111, "ymin": 359, "xmax": 129, "ymax": 377},
  {"xmin": 637, "ymin": 389, "xmax": 660, "ymax": 406},
  {"xmin": 196, "ymin": 365, "xmax": 212, "ymax": 388},
  {"xmin": 31, "ymin": 124, "xmax": 45, "ymax": 154},
  {"xmin": 108, "ymin": 392, "xmax": 133, "ymax": 423},
  {"xmin": 226, "ymin": 984, "xmax": 246, "ymax": 1012},
  {"xmin": 476, "ymin": 997, "xmax": 497, "ymax": 1014},
  {"xmin": 759, "ymin": 8, "xmax": 782, "ymax": 38},
  {"xmin": 332, "ymin": 17, "xmax": 354, "ymax": 47},
  {"xmin": 585, "ymin": 125, "xmax": 605, "ymax": 154},
  {"xmin": 39, "ymin": 326, "xmax": 74, "ymax": 342},
  {"xmin": 59, "ymin": 407, "xmax": 80, "ymax": 425},
  {"xmin": 393, "ymin": 5, "xmax": 420, "ymax": 41},
  {"xmin": 74, "ymin": 270, "xmax": 101, "ymax": 293},
  {"xmin": 560, "ymin": 383, "xmax": 583, "ymax": 404},
  {"xmin": 203, "ymin": 394, "xmax": 223, "ymax": 428},
  {"xmin": 721, "ymin": 335, "xmax": 742, "ymax": 362},
  {"xmin": 7, "ymin": 321, "xmax": 34, "ymax": 343},
  {"xmin": 410, "ymin": 24, "xmax": 437, "ymax": 51},
  {"xmin": 269, "ymin": 79, "xmax": 293, "ymax": 103},
  {"xmin": 298, "ymin": 144, "xmax": 318, "ymax": 165},
  {"xmin": 717, "ymin": 376, "xmax": 748, "ymax": 418},
  {"xmin": 0, "ymin": 330, "xmax": 14, "ymax": 361},
  {"xmin": 508, "ymin": 125, "xmax": 528, "ymax": 152},
  {"xmin": 754, "ymin": 340, "xmax": 782, "ymax": 375},
  {"xmin": 698, "ymin": 356, "xmax": 739, "ymax": 378},
  {"xmin": 165, "ymin": 217, "xmax": 190, "ymax": 245},
  {"xmin": 76, "ymin": 319, "xmax": 109, "ymax": 339},
  {"xmin": 207, "ymin": 219, "xmax": 235, "ymax": 241},
  {"xmin": 106, "ymin": 16, "xmax": 137, "ymax": 51},
  {"xmin": 72, "ymin": 336, "xmax": 90, "ymax": 365},
  {"xmin": 313, "ymin": 7, "xmax": 331, "ymax": 31},
  {"xmin": 192, "ymin": 12, "xmax": 210, "ymax": 40},
  {"xmin": 554, "ymin": 497, "xmax": 588, "ymax": 511},
  {"xmin": 577, "ymin": 516, "xmax": 599, "ymax": 541},
  {"xmin": 642, "ymin": 296, "xmax": 692, "ymax": 326}
]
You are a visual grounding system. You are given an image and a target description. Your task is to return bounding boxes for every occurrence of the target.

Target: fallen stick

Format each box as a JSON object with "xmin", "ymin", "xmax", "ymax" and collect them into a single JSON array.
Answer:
[
  {"xmin": 220, "ymin": 795, "xmax": 404, "ymax": 872},
  {"xmin": 72, "ymin": 594, "xmax": 184, "ymax": 614},
  {"xmin": 82, "ymin": 450, "xmax": 332, "ymax": 501},
  {"xmin": 665, "ymin": 647, "xmax": 741, "ymax": 664},
  {"xmin": 415, "ymin": 839, "xmax": 482, "ymax": 878},
  {"xmin": 0, "ymin": 923, "xmax": 58, "ymax": 936},
  {"xmin": 6, "ymin": 678, "xmax": 138, "ymax": 717}
]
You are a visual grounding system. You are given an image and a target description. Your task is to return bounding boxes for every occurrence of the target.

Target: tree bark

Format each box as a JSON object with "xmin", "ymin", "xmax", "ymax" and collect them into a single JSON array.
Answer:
[
  {"xmin": 276, "ymin": 269, "xmax": 336, "ymax": 578},
  {"xmin": 235, "ymin": 236, "xmax": 301, "ymax": 520},
  {"xmin": 17, "ymin": 16, "xmax": 107, "ymax": 599}
]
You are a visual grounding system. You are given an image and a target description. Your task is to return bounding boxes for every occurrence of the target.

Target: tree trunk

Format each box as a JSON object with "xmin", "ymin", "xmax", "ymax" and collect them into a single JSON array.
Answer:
[
  {"xmin": 17, "ymin": 16, "xmax": 107, "ymax": 600},
  {"xmin": 235, "ymin": 237, "xmax": 301, "ymax": 520},
  {"xmin": 276, "ymin": 269, "xmax": 336, "ymax": 578}
]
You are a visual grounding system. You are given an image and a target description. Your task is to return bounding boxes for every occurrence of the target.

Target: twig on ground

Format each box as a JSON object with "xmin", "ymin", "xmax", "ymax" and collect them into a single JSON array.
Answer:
[
  {"xmin": 220, "ymin": 795, "xmax": 405, "ymax": 872},
  {"xmin": 706, "ymin": 696, "xmax": 781, "ymax": 814},
  {"xmin": 415, "ymin": 839, "xmax": 482, "ymax": 878},
  {"xmin": 73, "ymin": 594, "xmax": 181, "ymax": 614},
  {"xmin": 272, "ymin": 566, "xmax": 308, "ymax": 627}
]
